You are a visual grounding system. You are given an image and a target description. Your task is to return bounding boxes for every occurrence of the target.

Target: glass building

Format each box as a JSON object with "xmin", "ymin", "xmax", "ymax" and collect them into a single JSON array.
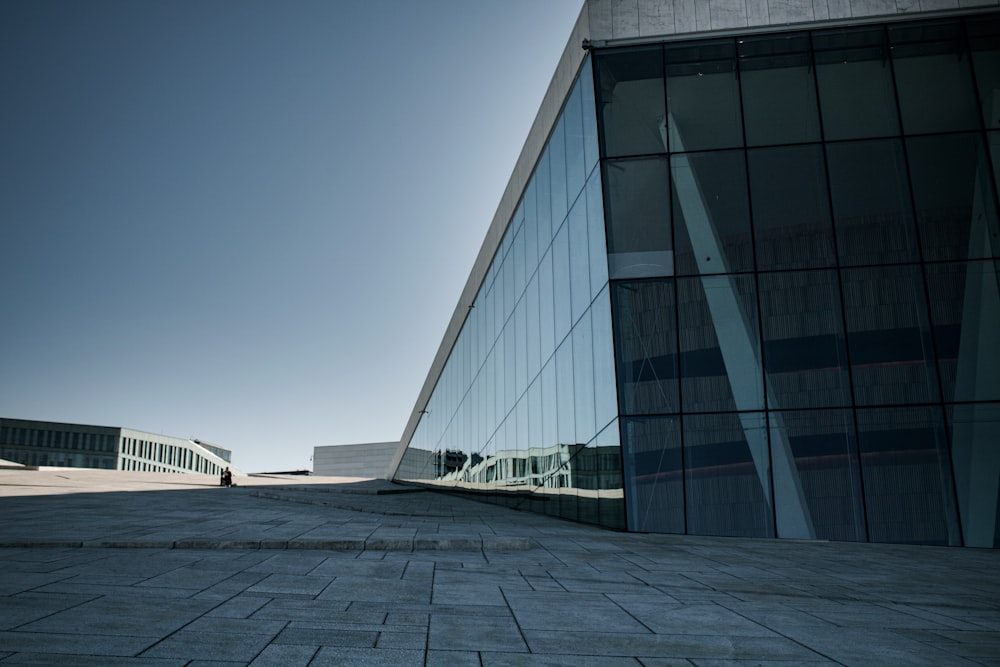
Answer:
[{"xmin": 392, "ymin": 1, "xmax": 1000, "ymax": 548}]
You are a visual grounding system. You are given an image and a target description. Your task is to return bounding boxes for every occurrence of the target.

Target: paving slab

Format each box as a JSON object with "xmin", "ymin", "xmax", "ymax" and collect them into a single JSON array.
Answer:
[{"xmin": 0, "ymin": 469, "xmax": 998, "ymax": 665}]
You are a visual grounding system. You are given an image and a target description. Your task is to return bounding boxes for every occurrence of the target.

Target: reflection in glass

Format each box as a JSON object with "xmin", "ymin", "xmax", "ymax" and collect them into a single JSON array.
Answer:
[
  {"xmin": 595, "ymin": 46, "xmax": 666, "ymax": 157},
  {"xmin": 592, "ymin": 286, "xmax": 619, "ymax": 431},
  {"xmin": 738, "ymin": 32, "xmax": 820, "ymax": 146},
  {"xmin": 841, "ymin": 265, "xmax": 939, "ymax": 405},
  {"xmin": 948, "ymin": 403, "xmax": 1000, "ymax": 548},
  {"xmin": 684, "ymin": 412, "xmax": 773, "ymax": 538},
  {"xmin": 666, "ymin": 40, "xmax": 743, "ymax": 151},
  {"xmin": 906, "ymin": 133, "xmax": 1000, "ymax": 262},
  {"xmin": 856, "ymin": 406, "xmax": 961, "ymax": 546},
  {"xmin": 623, "ymin": 416, "xmax": 683, "ymax": 533},
  {"xmin": 749, "ymin": 145, "xmax": 835, "ymax": 270},
  {"xmin": 612, "ymin": 280, "xmax": 679, "ymax": 415},
  {"xmin": 826, "ymin": 139, "xmax": 919, "ymax": 266},
  {"xmin": 603, "ymin": 157, "xmax": 672, "ymax": 278},
  {"xmin": 889, "ymin": 20, "xmax": 980, "ymax": 135},
  {"xmin": 924, "ymin": 261, "xmax": 1000, "ymax": 403},
  {"xmin": 814, "ymin": 26, "xmax": 899, "ymax": 140},
  {"xmin": 678, "ymin": 275, "xmax": 763, "ymax": 413},
  {"xmin": 770, "ymin": 410, "xmax": 865, "ymax": 541},
  {"xmin": 759, "ymin": 270, "xmax": 851, "ymax": 409},
  {"xmin": 672, "ymin": 150, "xmax": 753, "ymax": 275}
]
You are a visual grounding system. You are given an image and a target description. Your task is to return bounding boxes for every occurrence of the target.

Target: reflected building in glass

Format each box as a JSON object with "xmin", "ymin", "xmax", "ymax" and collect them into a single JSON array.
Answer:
[{"xmin": 391, "ymin": 1, "xmax": 1000, "ymax": 548}]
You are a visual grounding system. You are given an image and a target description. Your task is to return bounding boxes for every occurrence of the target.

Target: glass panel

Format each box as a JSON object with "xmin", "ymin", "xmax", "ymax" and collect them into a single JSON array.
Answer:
[
  {"xmin": 684, "ymin": 412, "xmax": 774, "ymax": 538},
  {"xmin": 969, "ymin": 16, "xmax": 1000, "ymax": 130},
  {"xmin": 856, "ymin": 406, "xmax": 961, "ymax": 546},
  {"xmin": 672, "ymin": 149, "xmax": 753, "ymax": 275},
  {"xmin": 906, "ymin": 133, "xmax": 1000, "ymax": 262},
  {"xmin": 924, "ymin": 261, "xmax": 1000, "ymax": 403},
  {"xmin": 623, "ymin": 416, "xmax": 684, "ymax": 533},
  {"xmin": 770, "ymin": 409, "xmax": 865, "ymax": 541},
  {"xmin": 564, "ymin": 78, "xmax": 587, "ymax": 205},
  {"xmin": 555, "ymin": 337, "xmax": 576, "ymax": 447},
  {"xmin": 889, "ymin": 20, "xmax": 980, "ymax": 135},
  {"xmin": 595, "ymin": 46, "xmax": 666, "ymax": 158},
  {"xmin": 813, "ymin": 26, "xmax": 899, "ymax": 140},
  {"xmin": 738, "ymin": 32, "xmax": 821, "ymax": 146},
  {"xmin": 541, "ymin": 357, "xmax": 558, "ymax": 449},
  {"xmin": 586, "ymin": 171, "xmax": 609, "ymax": 299},
  {"xmin": 573, "ymin": 310, "xmax": 597, "ymax": 445},
  {"xmin": 749, "ymin": 144, "xmax": 836, "ymax": 270},
  {"xmin": 759, "ymin": 270, "xmax": 851, "ymax": 409},
  {"xmin": 592, "ymin": 286, "xmax": 619, "ymax": 431},
  {"xmin": 551, "ymin": 116, "xmax": 568, "ymax": 227},
  {"xmin": 603, "ymin": 157, "xmax": 672, "ymax": 278},
  {"xmin": 552, "ymin": 221, "xmax": 572, "ymax": 346},
  {"xmin": 826, "ymin": 139, "xmax": 919, "ymax": 266},
  {"xmin": 594, "ymin": 420, "xmax": 626, "ymax": 530},
  {"xmin": 536, "ymin": 145, "xmax": 553, "ymax": 252},
  {"xmin": 538, "ymin": 246, "xmax": 556, "ymax": 365},
  {"xmin": 612, "ymin": 280, "xmax": 679, "ymax": 415},
  {"xmin": 581, "ymin": 56, "xmax": 601, "ymax": 174},
  {"xmin": 948, "ymin": 403, "xmax": 1000, "ymax": 548},
  {"xmin": 841, "ymin": 265, "xmax": 939, "ymax": 405},
  {"xmin": 526, "ymin": 272, "xmax": 541, "ymax": 384},
  {"xmin": 568, "ymin": 196, "xmax": 591, "ymax": 325},
  {"xmin": 666, "ymin": 39, "xmax": 743, "ymax": 152},
  {"xmin": 678, "ymin": 274, "xmax": 764, "ymax": 412}
]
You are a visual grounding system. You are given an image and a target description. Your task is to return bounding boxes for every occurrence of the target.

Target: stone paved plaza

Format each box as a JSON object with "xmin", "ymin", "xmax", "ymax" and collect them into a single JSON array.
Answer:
[{"xmin": 0, "ymin": 469, "xmax": 998, "ymax": 665}]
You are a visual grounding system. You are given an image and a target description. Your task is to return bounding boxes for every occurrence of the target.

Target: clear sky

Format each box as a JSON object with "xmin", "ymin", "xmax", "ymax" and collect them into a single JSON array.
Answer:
[{"xmin": 0, "ymin": 0, "xmax": 585, "ymax": 473}]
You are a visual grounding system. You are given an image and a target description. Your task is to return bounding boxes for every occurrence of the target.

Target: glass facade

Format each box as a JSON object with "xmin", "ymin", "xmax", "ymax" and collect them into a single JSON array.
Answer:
[
  {"xmin": 396, "ymin": 13, "xmax": 1000, "ymax": 547},
  {"xmin": 396, "ymin": 60, "xmax": 625, "ymax": 528},
  {"xmin": 599, "ymin": 15, "xmax": 1000, "ymax": 547}
]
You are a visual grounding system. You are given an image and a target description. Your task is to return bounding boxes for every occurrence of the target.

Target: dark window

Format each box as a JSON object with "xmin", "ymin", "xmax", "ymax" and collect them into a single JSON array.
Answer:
[
  {"xmin": 595, "ymin": 46, "xmax": 666, "ymax": 158},
  {"xmin": 826, "ymin": 139, "xmax": 919, "ymax": 266},
  {"xmin": 666, "ymin": 40, "xmax": 743, "ymax": 152},
  {"xmin": 603, "ymin": 157, "xmax": 672, "ymax": 278},
  {"xmin": 814, "ymin": 26, "xmax": 899, "ymax": 140},
  {"xmin": 856, "ymin": 406, "xmax": 961, "ymax": 546},
  {"xmin": 841, "ymin": 264, "xmax": 940, "ymax": 405},
  {"xmin": 749, "ymin": 144, "xmax": 836, "ymax": 270},
  {"xmin": 759, "ymin": 270, "xmax": 851, "ymax": 409},
  {"xmin": 672, "ymin": 149, "xmax": 753, "ymax": 275},
  {"xmin": 738, "ymin": 32, "xmax": 821, "ymax": 146},
  {"xmin": 612, "ymin": 280, "xmax": 679, "ymax": 415},
  {"xmin": 623, "ymin": 416, "xmax": 684, "ymax": 533},
  {"xmin": 968, "ymin": 16, "xmax": 1000, "ymax": 130},
  {"xmin": 906, "ymin": 132, "xmax": 1000, "ymax": 262},
  {"xmin": 889, "ymin": 20, "xmax": 980, "ymax": 134}
]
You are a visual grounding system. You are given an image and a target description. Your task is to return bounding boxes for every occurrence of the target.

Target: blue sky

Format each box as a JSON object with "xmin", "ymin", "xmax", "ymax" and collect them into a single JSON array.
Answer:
[{"xmin": 0, "ymin": 0, "xmax": 584, "ymax": 473}]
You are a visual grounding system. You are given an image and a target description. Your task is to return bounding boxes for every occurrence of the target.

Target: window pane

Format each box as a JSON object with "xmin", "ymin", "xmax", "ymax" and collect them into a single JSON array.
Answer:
[
  {"xmin": 603, "ymin": 157, "xmax": 672, "ymax": 278},
  {"xmin": 948, "ymin": 403, "xmax": 1000, "ymax": 548},
  {"xmin": 564, "ymin": 78, "xmax": 587, "ymax": 204},
  {"xmin": 592, "ymin": 286, "xmax": 619, "ymax": 431},
  {"xmin": 827, "ymin": 139, "xmax": 919, "ymax": 266},
  {"xmin": 856, "ymin": 406, "xmax": 961, "ymax": 546},
  {"xmin": 738, "ymin": 32, "xmax": 821, "ymax": 146},
  {"xmin": 666, "ymin": 40, "xmax": 743, "ymax": 152},
  {"xmin": 678, "ymin": 274, "xmax": 764, "ymax": 412},
  {"xmin": 907, "ymin": 133, "xmax": 1000, "ymax": 262},
  {"xmin": 586, "ymin": 171, "xmax": 609, "ymax": 299},
  {"xmin": 814, "ymin": 26, "xmax": 899, "ymax": 140},
  {"xmin": 612, "ymin": 280, "xmax": 679, "ymax": 415},
  {"xmin": 573, "ymin": 310, "xmax": 597, "ymax": 445},
  {"xmin": 684, "ymin": 412, "xmax": 774, "ymax": 538},
  {"xmin": 623, "ymin": 416, "xmax": 684, "ymax": 533},
  {"xmin": 924, "ymin": 261, "xmax": 1000, "ymax": 403},
  {"xmin": 749, "ymin": 144, "xmax": 835, "ymax": 270},
  {"xmin": 593, "ymin": 420, "xmax": 626, "ymax": 530},
  {"xmin": 550, "ymin": 116, "xmax": 568, "ymax": 227},
  {"xmin": 595, "ymin": 46, "xmax": 666, "ymax": 158},
  {"xmin": 759, "ymin": 270, "xmax": 851, "ymax": 409},
  {"xmin": 770, "ymin": 409, "xmax": 865, "ymax": 542},
  {"xmin": 841, "ymin": 265, "xmax": 940, "ymax": 405},
  {"xmin": 581, "ymin": 56, "xmax": 601, "ymax": 173},
  {"xmin": 552, "ymin": 222, "xmax": 572, "ymax": 346},
  {"xmin": 969, "ymin": 17, "xmax": 1000, "ymax": 131},
  {"xmin": 672, "ymin": 149, "xmax": 753, "ymax": 275},
  {"xmin": 568, "ymin": 196, "xmax": 591, "ymax": 325},
  {"xmin": 889, "ymin": 20, "xmax": 980, "ymax": 134},
  {"xmin": 556, "ymin": 337, "xmax": 576, "ymax": 447}
]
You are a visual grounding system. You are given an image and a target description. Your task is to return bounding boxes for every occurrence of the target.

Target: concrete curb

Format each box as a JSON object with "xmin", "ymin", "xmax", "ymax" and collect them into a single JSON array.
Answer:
[{"xmin": 0, "ymin": 537, "xmax": 533, "ymax": 551}]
